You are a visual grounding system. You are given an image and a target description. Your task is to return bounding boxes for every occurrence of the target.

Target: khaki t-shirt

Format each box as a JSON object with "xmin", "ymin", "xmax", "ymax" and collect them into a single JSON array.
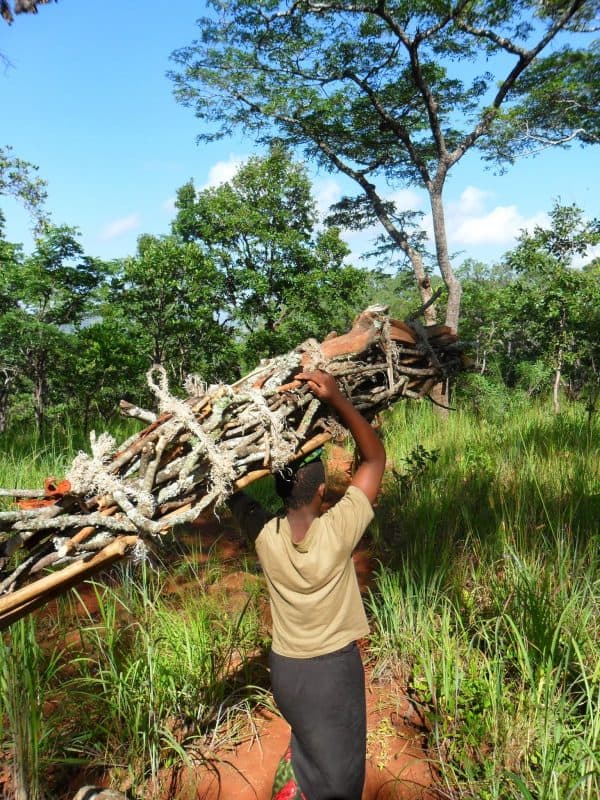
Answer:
[{"xmin": 255, "ymin": 485, "xmax": 374, "ymax": 658}]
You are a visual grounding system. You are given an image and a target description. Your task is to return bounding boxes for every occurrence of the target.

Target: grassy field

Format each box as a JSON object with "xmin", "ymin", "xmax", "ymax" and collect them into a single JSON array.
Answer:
[
  {"xmin": 0, "ymin": 399, "xmax": 598, "ymax": 798},
  {"xmin": 370, "ymin": 400, "xmax": 599, "ymax": 799}
]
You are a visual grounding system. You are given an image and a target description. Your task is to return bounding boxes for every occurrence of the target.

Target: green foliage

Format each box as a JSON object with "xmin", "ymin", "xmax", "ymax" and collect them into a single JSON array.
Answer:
[
  {"xmin": 169, "ymin": 0, "xmax": 596, "ymax": 328},
  {"xmin": 514, "ymin": 360, "xmax": 554, "ymax": 397},
  {"xmin": 455, "ymin": 202, "xmax": 600, "ymax": 410},
  {"xmin": 485, "ymin": 44, "xmax": 600, "ymax": 163},
  {"xmin": 500, "ymin": 203, "xmax": 600, "ymax": 403},
  {"xmin": 456, "ymin": 257, "xmax": 514, "ymax": 375},
  {"xmin": 172, "ymin": 146, "xmax": 368, "ymax": 364},
  {"xmin": 171, "ymin": 1, "xmax": 595, "ymax": 171},
  {"xmin": 67, "ymin": 320, "xmax": 151, "ymax": 428},
  {"xmin": 455, "ymin": 371, "xmax": 513, "ymax": 420},
  {"xmin": 365, "ymin": 269, "xmax": 433, "ymax": 320},
  {"xmin": 108, "ymin": 233, "xmax": 238, "ymax": 385},
  {"xmin": 0, "ymin": 146, "xmax": 48, "ymax": 228},
  {"xmin": 0, "ymin": 222, "xmax": 110, "ymax": 430}
]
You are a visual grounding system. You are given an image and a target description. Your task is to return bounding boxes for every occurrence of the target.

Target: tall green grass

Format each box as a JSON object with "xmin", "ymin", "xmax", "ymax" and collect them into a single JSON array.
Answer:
[
  {"xmin": 1, "ymin": 549, "xmax": 270, "ymax": 796},
  {"xmin": 0, "ymin": 616, "xmax": 62, "ymax": 800},
  {"xmin": 368, "ymin": 399, "xmax": 600, "ymax": 798},
  {"xmin": 55, "ymin": 565, "xmax": 269, "ymax": 792},
  {"xmin": 1, "ymin": 400, "xmax": 598, "ymax": 796},
  {"xmin": 0, "ymin": 417, "xmax": 139, "ymax": 494}
]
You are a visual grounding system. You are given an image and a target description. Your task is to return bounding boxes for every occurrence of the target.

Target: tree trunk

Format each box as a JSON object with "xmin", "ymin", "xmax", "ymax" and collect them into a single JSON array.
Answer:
[
  {"xmin": 406, "ymin": 247, "xmax": 437, "ymax": 326},
  {"xmin": 362, "ymin": 183, "xmax": 437, "ymax": 326},
  {"xmin": 429, "ymin": 188, "xmax": 462, "ymax": 333},
  {"xmin": 553, "ymin": 363, "xmax": 562, "ymax": 414},
  {"xmin": 0, "ymin": 369, "xmax": 14, "ymax": 434},
  {"xmin": 32, "ymin": 360, "xmax": 47, "ymax": 433}
]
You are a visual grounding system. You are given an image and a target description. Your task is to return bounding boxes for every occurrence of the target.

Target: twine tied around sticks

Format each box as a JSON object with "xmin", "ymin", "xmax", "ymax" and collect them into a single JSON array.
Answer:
[
  {"xmin": 146, "ymin": 365, "xmax": 236, "ymax": 505},
  {"xmin": 67, "ymin": 432, "xmax": 155, "ymax": 513},
  {"xmin": 240, "ymin": 388, "xmax": 297, "ymax": 471}
]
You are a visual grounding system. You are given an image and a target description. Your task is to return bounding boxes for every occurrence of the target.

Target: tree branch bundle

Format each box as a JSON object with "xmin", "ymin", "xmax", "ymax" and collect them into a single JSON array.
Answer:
[{"xmin": 0, "ymin": 305, "xmax": 470, "ymax": 627}]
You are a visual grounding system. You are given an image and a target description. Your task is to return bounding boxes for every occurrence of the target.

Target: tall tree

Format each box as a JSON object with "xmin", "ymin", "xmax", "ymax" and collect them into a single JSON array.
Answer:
[
  {"xmin": 170, "ymin": 0, "xmax": 597, "ymax": 332},
  {"xmin": 456, "ymin": 258, "xmax": 516, "ymax": 377},
  {"xmin": 109, "ymin": 234, "xmax": 237, "ymax": 385},
  {"xmin": 173, "ymin": 146, "xmax": 368, "ymax": 364},
  {"xmin": 500, "ymin": 202, "xmax": 600, "ymax": 412},
  {"xmin": 65, "ymin": 321, "xmax": 150, "ymax": 432},
  {"xmin": 0, "ymin": 224, "xmax": 105, "ymax": 430}
]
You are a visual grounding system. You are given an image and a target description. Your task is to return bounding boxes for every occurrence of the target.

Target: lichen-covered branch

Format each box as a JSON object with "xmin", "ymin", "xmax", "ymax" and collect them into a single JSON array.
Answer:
[{"xmin": 0, "ymin": 304, "xmax": 470, "ymax": 627}]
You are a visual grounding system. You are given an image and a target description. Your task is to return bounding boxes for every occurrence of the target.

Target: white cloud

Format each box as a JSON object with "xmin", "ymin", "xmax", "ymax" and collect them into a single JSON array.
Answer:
[
  {"xmin": 422, "ymin": 185, "xmax": 549, "ymax": 248},
  {"xmin": 450, "ymin": 205, "xmax": 548, "ymax": 246},
  {"xmin": 454, "ymin": 186, "xmax": 491, "ymax": 216},
  {"xmin": 387, "ymin": 188, "xmax": 424, "ymax": 212},
  {"xmin": 100, "ymin": 213, "xmax": 141, "ymax": 240},
  {"xmin": 203, "ymin": 154, "xmax": 246, "ymax": 188},
  {"xmin": 573, "ymin": 243, "xmax": 600, "ymax": 269},
  {"xmin": 313, "ymin": 177, "xmax": 343, "ymax": 217}
]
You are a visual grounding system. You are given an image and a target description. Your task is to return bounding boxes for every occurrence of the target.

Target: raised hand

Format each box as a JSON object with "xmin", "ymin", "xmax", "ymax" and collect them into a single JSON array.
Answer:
[{"xmin": 295, "ymin": 370, "xmax": 343, "ymax": 404}]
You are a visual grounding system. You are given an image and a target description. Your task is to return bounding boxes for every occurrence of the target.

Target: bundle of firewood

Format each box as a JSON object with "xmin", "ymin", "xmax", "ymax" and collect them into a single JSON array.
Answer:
[{"xmin": 0, "ymin": 305, "xmax": 469, "ymax": 627}]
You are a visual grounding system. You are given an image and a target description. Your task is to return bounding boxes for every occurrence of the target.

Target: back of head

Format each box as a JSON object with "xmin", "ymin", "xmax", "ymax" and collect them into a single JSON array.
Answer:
[{"xmin": 275, "ymin": 459, "xmax": 326, "ymax": 510}]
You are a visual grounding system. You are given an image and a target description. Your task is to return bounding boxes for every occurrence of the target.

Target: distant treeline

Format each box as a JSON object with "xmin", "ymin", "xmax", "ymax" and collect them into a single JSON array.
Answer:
[{"xmin": 1, "ymin": 150, "xmax": 598, "ymax": 433}]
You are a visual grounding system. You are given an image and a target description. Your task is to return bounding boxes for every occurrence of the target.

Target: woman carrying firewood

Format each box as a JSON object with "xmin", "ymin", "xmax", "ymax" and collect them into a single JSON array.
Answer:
[{"xmin": 228, "ymin": 369, "xmax": 386, "ymax": 800}]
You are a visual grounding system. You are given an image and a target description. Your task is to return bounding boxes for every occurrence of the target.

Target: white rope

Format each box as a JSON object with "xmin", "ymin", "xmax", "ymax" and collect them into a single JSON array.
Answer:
[
  {"xmin": 183, "ymin": 373, "xmax": 208, "ymax": 398},
  {"xmin": 128, "ymin": 538, "xmax": 150, "ymax": 565},
  {"xmin": 147, "ymin": 366, "xmax": 236, "ymax": 504},
  {"xmin": 298, "ymin": 338, "xmax": 326, "ymax": 371},
  {"xmin": 240, "ymin": 388, "xmax": 296, "ymax": 471},
  {"xmin": 66, "ymin": 432, "xmax": 155, "ymax": 512}
]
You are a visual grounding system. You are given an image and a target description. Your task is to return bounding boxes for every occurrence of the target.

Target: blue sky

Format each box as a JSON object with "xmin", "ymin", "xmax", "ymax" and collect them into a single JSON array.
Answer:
[{"xmin": 1, "ymin": 0, "xmax": 598, "ymax": 270}]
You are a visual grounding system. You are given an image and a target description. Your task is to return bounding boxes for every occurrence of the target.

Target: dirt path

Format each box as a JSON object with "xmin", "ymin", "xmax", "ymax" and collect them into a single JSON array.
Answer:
[{"xmin": 161, "ymin": 663, "xmax": 440, "ymax": 800}]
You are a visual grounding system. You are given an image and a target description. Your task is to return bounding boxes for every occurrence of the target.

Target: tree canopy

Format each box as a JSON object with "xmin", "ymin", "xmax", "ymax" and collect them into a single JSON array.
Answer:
[
  {"xmin": 0, "ymin": 222, "xmax": 105, "ymax": 430},
  {"xmin": 1, "ymin": 0, "xmax": 55, "ymax": 24},
  {"xmin": 456, "ymin": 202, "xmax": 600, "ymax": 411},
  {"xmin": 0, "ymin": 146, "xmax": 48, "ymax": 228},
  {"xmin": 172, "ymin": 146, "xmax": 369, "ymax": 365},
  {"xmin": 0, "ymin": 147, "xmax": 371, "ymax": 431},
  {"xmin": 108, "ymin": 233, "xmax": 237, "ymax": 384},
  {"xmin": 170, "ymin": 0, "xmax": 598, "ymax": 331}
]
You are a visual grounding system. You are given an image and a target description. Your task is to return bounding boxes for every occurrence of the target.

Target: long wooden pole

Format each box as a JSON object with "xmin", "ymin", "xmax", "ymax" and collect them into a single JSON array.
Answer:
[{"xmin": 0, "ymin": 536, "xmax": 139, "ymax": 628}]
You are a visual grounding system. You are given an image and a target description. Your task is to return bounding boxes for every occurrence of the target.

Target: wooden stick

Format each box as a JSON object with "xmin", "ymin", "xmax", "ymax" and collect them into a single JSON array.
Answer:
[
  {"xmin": 0, "ymin": 304, "xmax": 470, "ymax": 612},
  {"xmin": 0, "ymin": 535, "xmax": 140, "ymax": 625},
  {"xmin": 0, "ymin": 488, "xmax": 46, "ymax": 498}
]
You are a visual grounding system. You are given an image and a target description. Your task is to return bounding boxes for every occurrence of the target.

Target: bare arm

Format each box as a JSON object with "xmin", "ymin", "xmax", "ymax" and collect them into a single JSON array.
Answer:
[{"xmin": 295, "ymin": 370, "xmax": 386, "ymax": 505}]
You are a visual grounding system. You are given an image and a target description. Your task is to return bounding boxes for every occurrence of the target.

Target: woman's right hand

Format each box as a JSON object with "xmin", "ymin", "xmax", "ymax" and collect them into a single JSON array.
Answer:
[{"xmin": 295, "ymin": 370, "xmax": 343, "ymax": 404}]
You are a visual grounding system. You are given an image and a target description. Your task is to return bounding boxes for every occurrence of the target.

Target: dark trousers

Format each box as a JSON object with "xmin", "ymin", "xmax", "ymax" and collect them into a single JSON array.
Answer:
[{"xmin": 269, "ymin": 641, "xmax": 366, "ymax": 800}]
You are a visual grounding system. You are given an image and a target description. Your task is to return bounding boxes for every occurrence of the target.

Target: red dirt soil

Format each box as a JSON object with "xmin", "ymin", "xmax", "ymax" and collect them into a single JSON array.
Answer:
[{"xmin": 158, "ymin": 666, "xmax": 440, "ymax": 800}]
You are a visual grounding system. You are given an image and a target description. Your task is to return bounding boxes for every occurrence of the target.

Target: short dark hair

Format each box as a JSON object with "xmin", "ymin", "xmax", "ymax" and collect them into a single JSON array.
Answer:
[{"xmin": 275, "ymin": 459, "xmax": 326, "ymax": 510}]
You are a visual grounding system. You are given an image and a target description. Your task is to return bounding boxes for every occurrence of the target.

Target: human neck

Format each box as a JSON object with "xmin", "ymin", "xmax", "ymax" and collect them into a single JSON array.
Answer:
[{"xmin": 286, "ymin": 502, "xmax": 320, "ymax": 543}]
